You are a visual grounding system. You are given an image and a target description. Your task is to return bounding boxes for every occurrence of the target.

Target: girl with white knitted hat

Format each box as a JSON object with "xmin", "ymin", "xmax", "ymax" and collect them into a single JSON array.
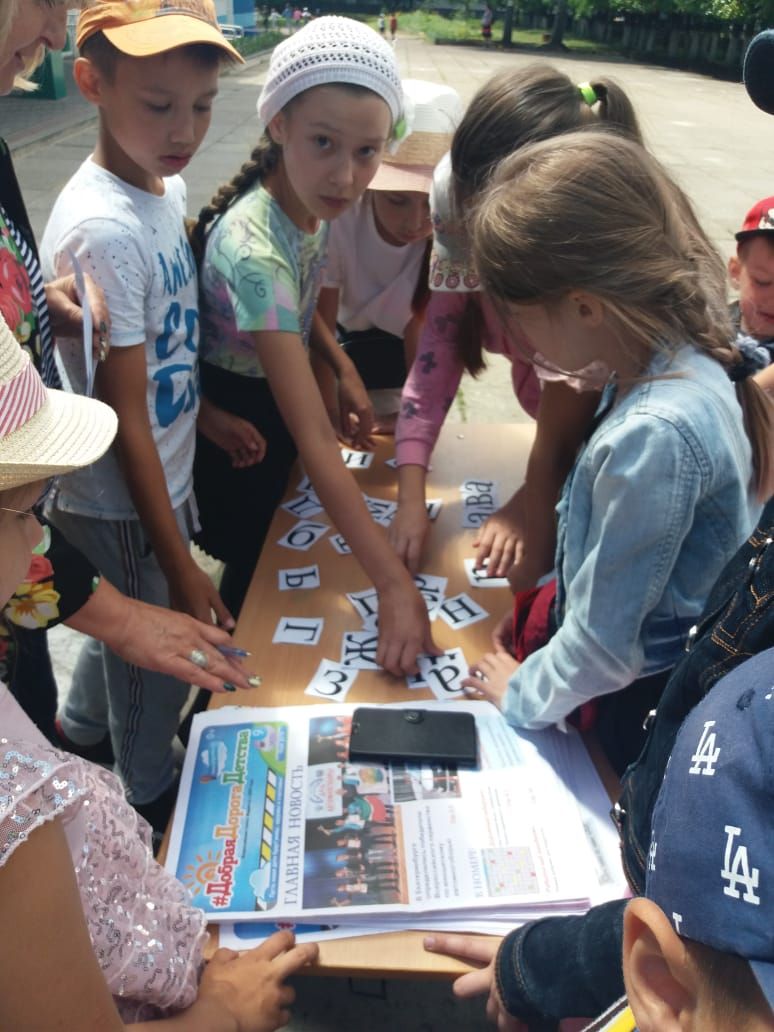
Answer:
[
  {"xmin": 313, "ymin": 79, "xmax": 462, "ymax": 435},
  {"xmin": 190, "ymin": 17, "xmax": 436, "ymax": 673}
]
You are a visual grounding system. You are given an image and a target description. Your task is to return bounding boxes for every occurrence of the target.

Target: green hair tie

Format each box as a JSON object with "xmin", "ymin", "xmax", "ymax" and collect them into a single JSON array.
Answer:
[
  {"xmin": 393, "ymin": 116, "xmax": 408, "ymax": 142},
  {"xmin": 578, "ymin": 82, "xmax": 598, "ymax": 106}
]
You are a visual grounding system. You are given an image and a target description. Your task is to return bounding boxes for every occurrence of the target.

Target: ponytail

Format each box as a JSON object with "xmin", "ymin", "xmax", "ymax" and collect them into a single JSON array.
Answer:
[
  {"xmin": 190, "ymin": 133, "xmax": 281, "ymax": 265},
  {"xmin": 586, "ymin": 78, "xmax": 642, "ymax": 144}
]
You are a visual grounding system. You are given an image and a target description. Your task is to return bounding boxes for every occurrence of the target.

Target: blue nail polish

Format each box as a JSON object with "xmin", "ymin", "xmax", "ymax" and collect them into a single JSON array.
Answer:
[{"xmin": 223, "ymin": 682, "xmax": 237, "ymax": 692}]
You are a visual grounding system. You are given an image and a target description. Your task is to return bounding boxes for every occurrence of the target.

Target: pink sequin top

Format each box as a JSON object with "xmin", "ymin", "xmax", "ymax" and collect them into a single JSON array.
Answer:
[{"xmin": 0, "ymin": 684, "xmax": 207, "ymax": 1022}]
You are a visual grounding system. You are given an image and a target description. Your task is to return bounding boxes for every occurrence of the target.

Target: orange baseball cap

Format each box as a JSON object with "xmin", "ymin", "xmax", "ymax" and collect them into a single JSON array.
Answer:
[{"xmin": 76, "ymin": 0, "xmax": 244, "ymax": 62}]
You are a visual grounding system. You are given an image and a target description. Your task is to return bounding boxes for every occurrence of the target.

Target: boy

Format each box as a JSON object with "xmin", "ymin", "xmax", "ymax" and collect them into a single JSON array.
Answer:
[
  {"xmin": 605, "ymin": 650, "xmax": 774, "ymax": 1031},
  {"xmin": 40, "ymin": 0, "xmax": 241, "ymax": 827},
  {"xmin": 728, "ymin": 197, "xmax": 774, "ymax": 393}
]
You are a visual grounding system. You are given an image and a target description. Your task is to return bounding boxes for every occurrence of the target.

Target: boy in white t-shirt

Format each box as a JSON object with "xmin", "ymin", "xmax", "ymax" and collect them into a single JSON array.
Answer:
[
  {"xmin": 313, "ymin": 79, "xmax": 462, "ymax": 434},
  {"xmin": 40, "ymin": 0, "xmax": 241, "ymax": 828}
]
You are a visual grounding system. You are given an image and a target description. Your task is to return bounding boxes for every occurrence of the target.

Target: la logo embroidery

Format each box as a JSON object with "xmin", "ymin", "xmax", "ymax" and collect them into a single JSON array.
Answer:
[
  {"xmin": 721, "ymin": 825, "xmax": 760, "ymax": 904},
  {"xmin": 672, "ymin": 913, "xmax": 683, "ymax": 934},
  {"xmin": 689, "ymin": 720, "xmax": 720, "ymax": 776},
  {"xmin": 647, "ymin": 840, "xmax": 657, "ymax": 872}
]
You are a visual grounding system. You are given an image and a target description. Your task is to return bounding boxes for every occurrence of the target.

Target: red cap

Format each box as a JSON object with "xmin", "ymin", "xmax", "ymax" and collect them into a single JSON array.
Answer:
[{"xmin": 736, "ymin": 196, "xmax": 774, "ymax": 243}]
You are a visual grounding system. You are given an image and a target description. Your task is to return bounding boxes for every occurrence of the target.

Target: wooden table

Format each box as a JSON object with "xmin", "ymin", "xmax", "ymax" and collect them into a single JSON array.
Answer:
[{"xmin": 203, "ymin": 422, "xmax": 536, "ymax": 978}]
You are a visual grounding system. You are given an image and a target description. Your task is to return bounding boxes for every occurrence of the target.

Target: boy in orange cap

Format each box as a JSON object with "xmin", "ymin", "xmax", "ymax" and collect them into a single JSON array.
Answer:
[{"xmin": 39, "ymin": 0, "xmax": 242, "ymax": 831}]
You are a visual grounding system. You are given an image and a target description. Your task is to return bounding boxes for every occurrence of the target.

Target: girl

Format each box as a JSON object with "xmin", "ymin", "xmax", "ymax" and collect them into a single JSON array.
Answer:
[
  {"xmin": 0, "ymin": 319, "xmax": 317, "ymax": 1029},
  {"xmin": 191, "ymin": 17, "xmax": 434, "ymax": 673},
  {"xmin": 461, "ymin": 129, "xmax": 768, "ymax": 774},
  {"xmin": 390, "ymin": 66, "xmax": 640, "ymax": 583},
  {"xmin": 314, "ymin": 78, "xmax": 462, "ymax": 434}
]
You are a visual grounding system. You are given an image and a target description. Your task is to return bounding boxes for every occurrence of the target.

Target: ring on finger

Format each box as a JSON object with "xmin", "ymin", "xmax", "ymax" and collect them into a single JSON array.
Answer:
[{"xmin": 189, "ymin": 647, "xmax": 208, "ymax": 669}]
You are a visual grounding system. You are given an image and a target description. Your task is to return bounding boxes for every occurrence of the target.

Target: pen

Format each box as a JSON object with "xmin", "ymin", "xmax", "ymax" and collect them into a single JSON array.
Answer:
[{"xmin": 216, "ymin": 644, "xmax": 252, "ymax": 658}]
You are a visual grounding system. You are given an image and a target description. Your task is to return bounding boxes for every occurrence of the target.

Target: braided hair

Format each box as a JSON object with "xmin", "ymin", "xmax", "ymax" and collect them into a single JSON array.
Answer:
[{"xmin": 189, "ymin": 133, "xmax": 280, "ymax": 264}]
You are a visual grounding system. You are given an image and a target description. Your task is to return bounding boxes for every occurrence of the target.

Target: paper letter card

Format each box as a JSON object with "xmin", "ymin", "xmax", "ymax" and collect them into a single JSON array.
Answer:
[
  {"xmin": 341, "ymin": 630, "xmax": 380, "ymax": 669},
  {"xmin": 341, "ymin": 448, "xmax": 374, "ymax": 470},
  {"xmin": 464, "ymin": 557, "xmax": 510, "ymax": 589},
  {"xmin": 413, "ymin": 573, "xmax": 448, "ymax": 620},
  {"xmin": 460, "ymin": 478, "xmax": 498, "ymax": 529},
  {"xmin": 346, "ymin": 588, "xmax": 379, "ymax": 628},
  {"xmin": 362, "ymin": 494, "xmax": 397, "ymax": 527},
  {"xmin": 329, "ymin": 533, "xmax": 352, "ymax": 555},
  {"xmin": 273, "ymin": 617, "xmax": 323, "ymax": 646},
  {"xmin": 281, "ymin": 494, "xmax": 324, "ymax": 519},
  {"xmin": 278, "ymin": 565, "xmax": 321, "ymax": 591},
  {"xmin": 438, "ymin": 592, "xmax": 489, "ymax": 629},
  {"xmin": 304, "ymin": 659, "xmax": 358, "ymax": 701},
  {"xmin": 417, "ymin": 648, "xmax": 468, "ymax": 699},
  {"xmin": 277, "ymin": 520, "xmax": 328, "ymax": 551}
]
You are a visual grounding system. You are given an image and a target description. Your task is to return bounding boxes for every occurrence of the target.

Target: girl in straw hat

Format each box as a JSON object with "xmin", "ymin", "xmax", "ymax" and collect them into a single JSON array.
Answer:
[
  {"xmin": 0, "ymin": 317, "xmax": 318, "ymax": 1028},
  {"xmin": 314, "ymin": 79, "xmax": 462, "ymax": 434},
  {"xmin": 191, "ymin": 17, "xmax": 437, "ymax": 670}
]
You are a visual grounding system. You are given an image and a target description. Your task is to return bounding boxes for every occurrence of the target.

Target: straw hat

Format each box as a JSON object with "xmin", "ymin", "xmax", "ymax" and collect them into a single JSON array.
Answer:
[
  {"xmin": 370, "ymin": 79, "xmax": 463, "ymax": 194},
  {"xmin": 0, "ymin": 319, "xmax": 117, "ymax": 491}
]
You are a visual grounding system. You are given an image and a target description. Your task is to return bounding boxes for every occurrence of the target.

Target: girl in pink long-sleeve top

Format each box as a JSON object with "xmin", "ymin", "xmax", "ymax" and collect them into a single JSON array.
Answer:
[{"xmin": 391, "ymin": 65, "xmax": 640, "ymax": 591}]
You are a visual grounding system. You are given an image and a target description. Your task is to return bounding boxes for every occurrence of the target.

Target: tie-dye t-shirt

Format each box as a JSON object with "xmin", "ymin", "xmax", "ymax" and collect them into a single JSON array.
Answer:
[{"xmin": 199, "ymin": 182, "xmax": 328, "ymax": 378}]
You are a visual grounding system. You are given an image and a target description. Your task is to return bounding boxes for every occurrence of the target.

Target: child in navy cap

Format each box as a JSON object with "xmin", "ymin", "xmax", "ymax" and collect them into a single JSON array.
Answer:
[{"xmin": 608, "ymin": 649, "xmax": 774, "ymax": 1031}]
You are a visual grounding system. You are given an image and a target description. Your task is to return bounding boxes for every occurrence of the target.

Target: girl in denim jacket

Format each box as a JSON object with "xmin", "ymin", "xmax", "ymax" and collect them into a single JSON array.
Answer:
[{"xmin": 462, "ymin": 130, "xmax": 770, "ymax": 776}]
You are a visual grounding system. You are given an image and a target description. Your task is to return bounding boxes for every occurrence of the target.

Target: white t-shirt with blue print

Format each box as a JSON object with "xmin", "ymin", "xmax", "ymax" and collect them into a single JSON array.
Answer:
[{"xmin": 41, "ymin": 159, "xmax": 199, "ymax": 520}]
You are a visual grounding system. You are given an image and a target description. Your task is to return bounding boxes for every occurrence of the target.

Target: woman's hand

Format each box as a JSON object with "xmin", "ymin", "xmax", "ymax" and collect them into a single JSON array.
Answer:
[
  {"xmin": 388, "ymin": 500, "xmax": 430, "ymax": 574},
  {"xmin": 197, "ymin": 397, "xmax": 267, "ymax": 469},
  {"xmin": 192, "ymin": 933, "xmax": 319, "ymax": 1032},
  {"xmin": 45, "ymin": 273, "xmax": 111, "ymax": 360},
  {"xmin": 472, "ymin": 486, "xmax": 528, "ymax": 579},
  {"xmin": 423, "ymin": 934, "xmax": 526, "ymax": 1031},
  {"xmin": 462, "ymin": 650, "xmax": 520, "ymax": 708},
  {"xmin": 67, "ymin": 579, "xmax": 257, "ymax": 694}
]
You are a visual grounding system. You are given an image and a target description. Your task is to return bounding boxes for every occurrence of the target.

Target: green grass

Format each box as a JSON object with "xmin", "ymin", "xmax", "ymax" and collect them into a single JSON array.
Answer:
[{"xmin": 368, "ymin": 11, "xmax": 614, "ymax": 52}]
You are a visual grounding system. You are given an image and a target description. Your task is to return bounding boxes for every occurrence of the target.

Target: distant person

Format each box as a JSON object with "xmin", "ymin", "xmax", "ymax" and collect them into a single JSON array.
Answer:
[
  {"xmin": 282, "ymin": 2, "xmax": 292, "ymax": 30},
  {"xmin": 727, "ymin": 196, "xmax": 774, "ymax": 394},
  {"xmin": 389, "ymin": 10, "xmax": 397, "ymax": 42},
  {"xmin": 480, "ymin": 3, "xmax": 493, "ymax": 45},
  {"xmin": 269, "ymin": 6, "xmax": 280, "ymax": 29},
  {"xmin": 378, "ymin": 11, "xmax": 385, "ymax": 34}
]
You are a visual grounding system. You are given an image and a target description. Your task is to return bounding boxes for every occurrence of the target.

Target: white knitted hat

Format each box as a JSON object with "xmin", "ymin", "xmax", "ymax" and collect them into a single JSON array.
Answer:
[{"xmin": 257, "ymin": 16, "xmax": 404, "ymax": 128}]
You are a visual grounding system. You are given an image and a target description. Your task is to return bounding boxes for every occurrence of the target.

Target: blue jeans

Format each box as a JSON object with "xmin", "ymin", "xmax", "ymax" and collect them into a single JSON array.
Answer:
[
  {"xmin": 496, "ymin": 496, "xmax": 774, "ymax": 1024},
  {"xmin": 50, "ymin": 505, "xmax": 193, "ymax": 805}
]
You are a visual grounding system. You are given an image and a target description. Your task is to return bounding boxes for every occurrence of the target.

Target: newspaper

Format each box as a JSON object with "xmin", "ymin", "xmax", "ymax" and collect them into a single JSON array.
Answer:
[{"xmin": 166, "ymin": 701, "xmax": 611, "ymax": 924}]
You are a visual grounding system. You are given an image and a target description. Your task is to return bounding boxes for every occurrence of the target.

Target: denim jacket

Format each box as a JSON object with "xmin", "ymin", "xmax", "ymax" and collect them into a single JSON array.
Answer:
[
  {"xmin": 504, "ymin": 346, "xmax": 759, "ymax": 729},
  {"xmin": 495, "ymin": 497, "xmax": 774, "ymax": 1026}
]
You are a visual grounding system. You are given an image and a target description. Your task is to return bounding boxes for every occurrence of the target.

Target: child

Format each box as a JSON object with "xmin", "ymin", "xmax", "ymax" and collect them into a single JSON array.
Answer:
[
  {"xmin": 191, "ymin": 16, "xmax": 435, "ymax": 672},
  {"xmin": 0, "ymin": 318, "xmax": 318, "ymax": 1029},
  {"xmin": 391, "ymin": 66, "xmax": 640, "ymax": 581},
  {"xmin": 617, "ymin": 653, "xmax": 774, "ymax": 1032},
  {"xmin": 480, "ymin": 3, "xmax": 493, "ymax": 45},
  {"xmin": 426, "ymin": 651, "xmax": 774, "ymax": 1032},
  {"xmin": 40, "ymin": 0, "xmax": 242, "ymax": 823},
  {"xmin": 460, "ymin": 130, "xmax": 767, "ymax": 774},
  {"xmin": 314, "ymin": 78, "xmax": 462, "ymax": 434},
  {"xmin": 728, "ymin": 196, "xmax": 774, "ymax": 393},
  {"xmin": 389, "ymin": 11, "xmax": 397, "ymax": 42}
]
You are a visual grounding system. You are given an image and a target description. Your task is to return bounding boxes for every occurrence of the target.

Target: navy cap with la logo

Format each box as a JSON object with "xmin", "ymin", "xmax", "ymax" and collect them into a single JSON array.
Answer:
[{"xmin": 645, "ymin": 647, "xmax": 774, "ymax": 1011}]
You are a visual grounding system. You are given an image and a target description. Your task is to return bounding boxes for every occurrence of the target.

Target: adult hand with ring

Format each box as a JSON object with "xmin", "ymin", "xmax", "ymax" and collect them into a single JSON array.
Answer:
[{"xmin": 189, "ymin": 647, "xmax": 209, "ymax": 670}]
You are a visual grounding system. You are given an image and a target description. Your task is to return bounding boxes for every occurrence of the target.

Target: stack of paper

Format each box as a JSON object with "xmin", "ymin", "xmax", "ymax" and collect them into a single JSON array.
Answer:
[{"xmin": 165, "ymin": 701, "xmax": 627, "ymax": 948}]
